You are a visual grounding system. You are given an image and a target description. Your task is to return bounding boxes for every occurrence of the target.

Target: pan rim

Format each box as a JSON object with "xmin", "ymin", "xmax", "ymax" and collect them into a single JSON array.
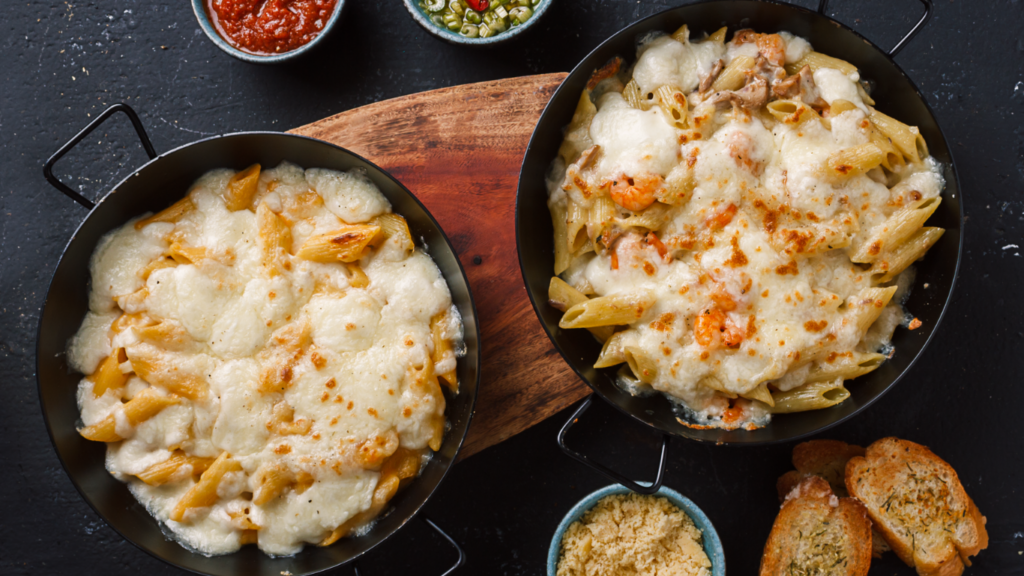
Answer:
[
  {"xmin": 515, "ymin": 0, "xmax": 964, "ymax": 446},
  {"xmin": 35, "ymin": 131, "xmax": 482, "ymax": 575}
]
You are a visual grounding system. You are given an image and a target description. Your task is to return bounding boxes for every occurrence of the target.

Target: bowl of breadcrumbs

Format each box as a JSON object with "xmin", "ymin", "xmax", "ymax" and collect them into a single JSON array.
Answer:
[{"xmin": 548, "ymin": 485, "xmax": 725, "ymax": 576}]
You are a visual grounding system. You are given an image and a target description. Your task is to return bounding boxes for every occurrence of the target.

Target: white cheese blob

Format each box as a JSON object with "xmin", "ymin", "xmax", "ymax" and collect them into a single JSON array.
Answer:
[
  {"xmin": 306, "ymin": 168, "xmax": 391, "ymax": 224},
  {"xmin": 590, "ymin": 93, "xmax": 681, "ymax": 182}
]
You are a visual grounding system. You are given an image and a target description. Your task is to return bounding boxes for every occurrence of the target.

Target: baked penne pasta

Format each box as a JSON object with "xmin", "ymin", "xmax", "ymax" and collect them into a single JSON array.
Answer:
[
  {"xmin": 137, "ymin": 451, "xmax": 215, "ymax": 486},
  {"xmin": 769, "ymin": 379, "xmax": 850, "ymax": 413},
  {"xmin": 296, "ymin": 224, "xmax": 381, "ymax": 263},
  {"xmin": 558, "ymin": 291, "xmax": 657, "ymax": 329},
  {"xmin": 223, "ymin": 164, "xmax": 261, "ymax": 211},
  {"xmin": 544, "ymin": 25, "xmax": 944, "ymax": 430},
  {"xmin": 870, "ymin": 227, "xmax": 945, "ymax": 284},
  {"xmin": 851, "ymin": 197, "xmax": 941, "ymax": 263},
  {"xmin": 79, "ymin": 387, "xmax": 180, "ymax": 442},
  {"xmin": 134, "ymin": 196, "xmax": 195, "ymax": 230},
  {"xmin": 171, "ymin": 452, "xmax": 243, "ymax": 522},
  {"xmin": 785, "ymin": 51, "xmax": 857, "ymax": 76},
  {"xmin": 868, "ymin": 108, "xmax": 929, "ymax": 164}
]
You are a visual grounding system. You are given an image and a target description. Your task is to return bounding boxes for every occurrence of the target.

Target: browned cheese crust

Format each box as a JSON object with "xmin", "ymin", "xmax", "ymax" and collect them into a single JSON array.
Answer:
[
  {"xmin": 760, "ymin": 476, "xmax": 873, "ymax": 576},
  {"xmin": 845, "ymin": 437, "xmax": 989, "ymax": 576}
]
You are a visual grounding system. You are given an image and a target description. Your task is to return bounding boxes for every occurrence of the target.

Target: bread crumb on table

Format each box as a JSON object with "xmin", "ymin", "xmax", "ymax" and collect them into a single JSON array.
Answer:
[{"xmin": 557, "ymin": 493, "xmax": 711, "ymax": 576}]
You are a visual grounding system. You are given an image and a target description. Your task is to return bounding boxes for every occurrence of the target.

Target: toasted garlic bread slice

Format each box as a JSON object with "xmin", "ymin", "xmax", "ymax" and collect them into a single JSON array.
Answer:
[
  {"xmin": 845, "ymin": 438, "xmax": 988, "ymax": 576},
  {"xmin": 777, "ymin": 439, "xmax": 866, "ymax": 500},
  {"xmin": 776, "ymin": 440, "xmax": 890, "ymax": 558},
  {"xmin": 761, "ymin": 476, "xmax": 873, "ymax": 576}
]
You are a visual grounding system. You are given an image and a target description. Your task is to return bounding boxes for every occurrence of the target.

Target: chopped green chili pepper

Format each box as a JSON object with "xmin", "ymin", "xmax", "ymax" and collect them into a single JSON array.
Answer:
[{"xmin": 421, "ymin": 0, "xmax": 538, "ymax": 37}]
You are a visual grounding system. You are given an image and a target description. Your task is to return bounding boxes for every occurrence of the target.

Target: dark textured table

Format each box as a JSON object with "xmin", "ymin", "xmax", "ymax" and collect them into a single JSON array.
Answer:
[{"xmin": 3, "ymin": 0, "xmax": 1023, "ymax": 574}]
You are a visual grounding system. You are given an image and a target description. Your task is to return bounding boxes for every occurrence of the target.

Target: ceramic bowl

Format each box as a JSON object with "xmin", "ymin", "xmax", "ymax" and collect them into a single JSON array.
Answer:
[
  {"xmin": 191, "ymin": 0, "xmax": 345, "ymax": 64},
  {"xmin": 402, "ymin": 0, "xmax": 551, "ymax": 46},
  {"xmin": 546, "ymin": 484, "xmax": 725, "ymax": 576}
]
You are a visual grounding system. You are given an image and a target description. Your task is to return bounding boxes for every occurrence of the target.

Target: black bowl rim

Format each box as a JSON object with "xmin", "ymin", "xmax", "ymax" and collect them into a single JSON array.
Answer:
[
  {"xmin": 36, "ymin": 131, "xmax": 482, "ymax": 575},
  {"xmin": 515, "ymin": 0, "xmax": 964, "ymax": 446}
]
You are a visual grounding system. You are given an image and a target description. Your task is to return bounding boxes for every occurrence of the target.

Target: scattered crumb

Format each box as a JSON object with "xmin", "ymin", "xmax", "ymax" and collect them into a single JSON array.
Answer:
[{"xmin": 908, "ymin": 317, "xmax": 922, "ymax": 330}]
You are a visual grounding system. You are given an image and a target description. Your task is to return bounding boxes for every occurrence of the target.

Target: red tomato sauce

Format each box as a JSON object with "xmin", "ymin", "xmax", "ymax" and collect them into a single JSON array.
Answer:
[{"xmin": 206, "ymin": 0, "xmax": 337, "ymax": 55}]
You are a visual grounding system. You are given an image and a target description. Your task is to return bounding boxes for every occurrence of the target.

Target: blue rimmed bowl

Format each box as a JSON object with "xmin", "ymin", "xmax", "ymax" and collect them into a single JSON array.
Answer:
[
  {"xmin": 191, "ymin": 0, "xmax": 346, "ymax": 64},
  {"xmin": 547, "ymin": 484, "xmax": 725, "ymax": 576},
  {"xmin": 402, "ymin": 0, "xmax": 551, "ymax": 45}
]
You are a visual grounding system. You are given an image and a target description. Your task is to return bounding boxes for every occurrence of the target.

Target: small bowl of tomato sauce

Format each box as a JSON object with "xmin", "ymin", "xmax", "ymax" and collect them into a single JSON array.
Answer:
[{"xmin": 193, "ymin": 0, "xmax": 344, "ymax": 63}]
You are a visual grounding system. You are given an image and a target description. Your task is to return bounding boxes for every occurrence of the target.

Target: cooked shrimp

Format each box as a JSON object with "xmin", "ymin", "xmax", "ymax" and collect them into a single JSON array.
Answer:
[
  {"xmin": 756, "ymin": 33, "xmax": 786, "ymax": 67},
  {"xmin": 694, "ymin": 306, "xmax": 746, "ymax": 348},
  {"xmin": 608, "ymin": 172, "xmax": 662, "ymax": 212}
]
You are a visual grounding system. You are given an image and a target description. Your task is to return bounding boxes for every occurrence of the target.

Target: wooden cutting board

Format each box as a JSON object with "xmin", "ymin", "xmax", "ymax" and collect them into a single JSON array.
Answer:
[{"xmin": 289, "ymin": 73, "xmax": 588, "ymax": 459}]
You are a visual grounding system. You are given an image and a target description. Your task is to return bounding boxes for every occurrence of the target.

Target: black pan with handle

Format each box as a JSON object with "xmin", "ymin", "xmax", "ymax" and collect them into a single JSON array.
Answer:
[
  {"xmin": 38, "ymin": 104, "xmax": 479, "ymax": 576},
  {"xmin": 516, "ymin": 0, "xmax": 961, "ymax": 493}
]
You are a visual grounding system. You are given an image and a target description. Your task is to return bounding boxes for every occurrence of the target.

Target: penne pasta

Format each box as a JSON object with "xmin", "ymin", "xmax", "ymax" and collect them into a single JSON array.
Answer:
[
  {"xmin": 256, "ymin": 201, "xmax": 293, "ymax": 277},
  {"xmin": 548, "ymin": 277, "xmax": 616, "ymax": 342},
  {"xmin": 167, "ymin": 242, "xmax": 209, "ymax": 265},
  {"xmin": 870, "ymin": 227, "xmax": 945, "ymax": 284},
  {"xmin": 851, "ymin": 197, "xmax": 941, "ymax": 263},
  {"xmin": 624, "ymin": 346, "xmax": 658, "ymax": 384},
  {"xmin": 90, "ymin": 350, "xmax": 128, "ymax": 397},
  {"xmin": 785, "ymin": 51, "xmax": 857, "ymax": 76},
  {"xmin": 741, "ymin": 382, "xmax": 775, "ymax": 407},
  {"xmin": 707, "ymin": 26, "xmax": 727, "ymax": 44},
  {"xmin": 825, "ymin": 143, "xmax": 885, "ymax": 181},
  {"xmin": 345, "ymin": 263, "xmax": 370, "ymax": 288},
  {"xmin": 670, "ymin": 23, "xmax": 689, "ymax": 43},
  {"xmin": 712, "ymin": 55, "xmax": 755, "ymax": 92},
  {"xmin": 619, "ymin": 202, "xmax": 673, "ymax": 231},
  {"xmin": 768, "ymin": 379, "xmax": 850, "ymax": 413},
  {"xmin": 127, "ymin": 345, "xmax": 208, "ymax": 401},
  {"xmin": 550, "ymin": 198, "xmax": 571, "ymax": 275},
  {"xmin": 559, "ymin": 290, "xmax": 657, "ymax": 329},
  {"xmin": 296, "ymin": 224, "xmax": 381, "ymax": 263},
  {"xmin": 171, "ymin": 452, "xmax": 242, "ymax": 522},
  {"xmin": 558, "ymin": 90, "xmax": 597, "ymax": 166},
  {"xmin": 766, "ymin": 99, "xmax": 830, "ymax": 129},
  {"xmin": 808, "ymin": 351, "xmax": 885, "ymax": 383},
  {"xmin": 655, "ymin": 84, "xmax": 689, "ymax": 130},
  {"xmin": 868, "ymin": 108, "xmax": 929, "ymax": 164},
  {"xmin": 430, "ymin": 311, "xmax": 459, "ymax": 393},
  {"xmin": 79, "ymin": 387, "xmax": 180, "ymax": 442},
  {"xmin": 223, "ymin": 164, "xmax": 261, "ymax": 211},
  {"xmin": 252, "ymin": 463, "xmax": 292, "ymax": 506},
  {"xmin": 846, "ymin": 286, "xmax": 899, "ymax": 335},
  {"xmin": 623, "ymin": 79, "xmax": 653, "ymax": 110},
  {"xmin": 373, "ymin": 212, "xmax": 415, "ymax": 254},
  {"xmin": 566, "ymin": 199, "xmax": 590, "ymax": 254},
  {"xmin": 134, "ymin": 196, "xmax": 194, "ymax": 230},
  {"xmin": 594, "ymin": 331, "xmax": 628, "ymax": 368},
  {"xmin": 137, "ymin": 451, "xmax": 215, "ymax": 486}
]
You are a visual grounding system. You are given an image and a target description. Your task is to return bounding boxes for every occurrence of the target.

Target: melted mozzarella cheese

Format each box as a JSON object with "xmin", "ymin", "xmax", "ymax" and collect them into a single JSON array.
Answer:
[{"xmin": 70, "ymin": 163, "xmax": 462, "ymax": 556}]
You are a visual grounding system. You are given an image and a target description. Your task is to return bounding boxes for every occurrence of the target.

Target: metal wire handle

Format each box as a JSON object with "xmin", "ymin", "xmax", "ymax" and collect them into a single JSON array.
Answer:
[
  {"xmin": 557, "ymin": 395, "xmax": 670, "ymax": 495},
  {"xmin": 817, "ymin": 0, "xmax": 933, "ymax": 57},
  {"xmin": 353, "ymin": 517, "xmax": 465, "ymax": 576},
  {"xmin": 43, "ymin": 102, "xmax": 157, "ymax": 210}
]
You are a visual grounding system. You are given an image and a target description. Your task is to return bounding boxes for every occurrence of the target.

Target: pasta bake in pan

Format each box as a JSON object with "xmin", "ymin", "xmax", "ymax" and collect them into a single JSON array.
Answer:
[
  {"xmin": 547, "ymin": 25, "xmax": 944, "ymax": 430},
  {"xmin": 68, "ymin": 162, "xmax": 463, "ymax": 555}
]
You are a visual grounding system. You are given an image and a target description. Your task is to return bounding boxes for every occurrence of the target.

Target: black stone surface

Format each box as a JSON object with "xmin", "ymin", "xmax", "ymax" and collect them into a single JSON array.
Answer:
[{"xmin": 3, "ymin": 0, "xmax": 1023, "ymax": 574}]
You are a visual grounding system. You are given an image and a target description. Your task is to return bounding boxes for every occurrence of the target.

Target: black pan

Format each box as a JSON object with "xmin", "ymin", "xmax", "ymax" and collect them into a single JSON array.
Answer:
[
  {"xmin": 516, "ymin": 0, "xmax": 961, "ymax": 491},
  {"xmin": 38, "ymin": 104, "xmax": 478, "ymax": 576}
]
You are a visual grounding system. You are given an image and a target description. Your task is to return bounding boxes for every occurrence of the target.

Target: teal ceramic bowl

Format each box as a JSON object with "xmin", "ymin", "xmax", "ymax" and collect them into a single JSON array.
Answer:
[
  {"xmin": 547, "ymin": 484, "xmax": 725, "ymax": 576},
  {"xmin": 191, "ymin": 0, "xmax": 345, "ymax": 64},
  {"xmin": 402, "ymin": 0, "xmax": 551, "ymax": 45}
]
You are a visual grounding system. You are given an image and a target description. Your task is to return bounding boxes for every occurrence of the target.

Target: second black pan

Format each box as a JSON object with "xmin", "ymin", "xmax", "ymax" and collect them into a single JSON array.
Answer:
[
  {"xmin": 38, "ymin": 105, "xmax": 479, "ymax": 576},
  {"xmin": 516, "ymin": 0, "xmax": 961, "ymax": 459}
]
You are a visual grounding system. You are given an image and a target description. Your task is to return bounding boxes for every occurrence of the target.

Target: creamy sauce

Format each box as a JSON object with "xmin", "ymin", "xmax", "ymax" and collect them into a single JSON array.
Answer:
[{"xmin": 70, "ymin": 163, "xmax": 463, "ymax": 556}]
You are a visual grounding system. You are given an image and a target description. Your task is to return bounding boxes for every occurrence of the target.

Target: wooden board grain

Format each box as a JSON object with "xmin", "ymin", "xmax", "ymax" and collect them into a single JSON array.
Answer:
[{"xmin": 289, "ymin": 73, "xmax": 589, "ymax": 459}]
